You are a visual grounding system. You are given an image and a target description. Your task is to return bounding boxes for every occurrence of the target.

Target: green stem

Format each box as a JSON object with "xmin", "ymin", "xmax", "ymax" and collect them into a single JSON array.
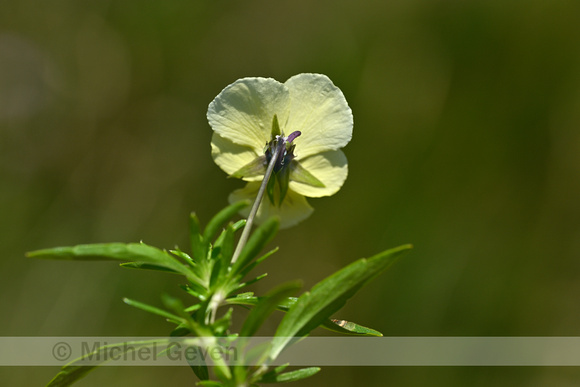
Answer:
[{"xmin": 230, "ymin": 142, "xmax": 282, "ymax": 264}]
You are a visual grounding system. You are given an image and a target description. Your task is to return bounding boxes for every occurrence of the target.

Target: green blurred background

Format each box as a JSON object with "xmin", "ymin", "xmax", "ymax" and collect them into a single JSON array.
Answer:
[{"xmin": 2, "ymin": 0, "xmax": 580, "ymax": 385}]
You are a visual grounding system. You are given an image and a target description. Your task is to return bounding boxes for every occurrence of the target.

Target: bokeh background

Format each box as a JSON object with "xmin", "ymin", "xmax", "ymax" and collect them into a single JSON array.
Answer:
[{"xmin": 2, "ymin": 0, "xmax": 580, "ymax": 385}]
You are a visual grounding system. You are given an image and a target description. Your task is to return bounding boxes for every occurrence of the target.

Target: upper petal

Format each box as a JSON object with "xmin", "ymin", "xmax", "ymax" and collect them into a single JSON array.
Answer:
[
  {"xmin": 289, "ymin": 149, "xmax": 348, "ymax": 197},
  {"xmin": 207, "ymin": 77, "xmax": 291, "ymax": 152},
  {"xmin": 284, "ymin": 73, "xmax": 353, "ymax": 158}
]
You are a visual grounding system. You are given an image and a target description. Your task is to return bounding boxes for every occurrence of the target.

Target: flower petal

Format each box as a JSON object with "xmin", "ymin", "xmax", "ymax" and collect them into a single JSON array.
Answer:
[
  {"xmin": 284, "ymin": 73, "xmax": 353, "ymax": 158},
  {"xmin": 211, "ymin": 133, "xmax": 264, "ymax": 182},
  {"xmin": 207, "ymin": 77, "xmax": 290, "ymax": 152},
  {"xmin": 289, "ymin": 149, "xmax": 348, "ymax": 197},
  {"xmin": 229, "ymin": 183, "xmax": 314, "ymax": 229}
]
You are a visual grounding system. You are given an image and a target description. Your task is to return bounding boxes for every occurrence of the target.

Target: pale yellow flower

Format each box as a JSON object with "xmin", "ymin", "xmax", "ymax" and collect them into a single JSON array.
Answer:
[{"xmin": 208, "ymin": 73, "xmax": 352, "ymax": 228}]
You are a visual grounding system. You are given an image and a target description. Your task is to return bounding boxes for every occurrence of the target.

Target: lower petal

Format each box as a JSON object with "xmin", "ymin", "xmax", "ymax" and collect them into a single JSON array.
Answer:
[
  {"xmin": 229, "ymin": 182, "xmax": 314, "ymax": 229},
  {"xmin": 211, "ymin": 133, "xmax": 264, "ymax": 182},
  {"xmin": 289, "ymin": 150, "xmax": 348, "ymax": 197}
]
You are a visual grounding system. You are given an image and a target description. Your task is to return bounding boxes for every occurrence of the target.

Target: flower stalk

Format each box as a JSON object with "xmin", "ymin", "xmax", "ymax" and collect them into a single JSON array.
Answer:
[{"xmin": 230, "ymin": 137, "xmax": 283, "ymax": 264}]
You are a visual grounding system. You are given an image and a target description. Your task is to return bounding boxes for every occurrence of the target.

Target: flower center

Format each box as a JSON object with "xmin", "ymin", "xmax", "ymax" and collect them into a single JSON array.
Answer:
[
  {"xmin": 265, "ymin": 132, "xmax": 301, "ymax": 174},
  {"xmin": 262, "ymin": 115, "xmax": 302, "ymax": 206},
  {"xmin": 264, "ymin": 114, "xmax": 301, "ymax": 174}
]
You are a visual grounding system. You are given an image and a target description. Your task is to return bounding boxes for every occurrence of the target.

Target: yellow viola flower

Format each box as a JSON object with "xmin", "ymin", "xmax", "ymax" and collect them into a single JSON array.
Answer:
[{"xmin": 208, "ymin": 73, "xmax": 353, "ymax": 228}]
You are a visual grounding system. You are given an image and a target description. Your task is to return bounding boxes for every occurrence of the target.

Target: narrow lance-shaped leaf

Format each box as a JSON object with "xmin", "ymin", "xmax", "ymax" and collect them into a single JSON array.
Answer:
[
  {"xmin": 234, "ymin": 272, "xmax": 268, "ymax": 291},
  {"xmin": 237, "ymin": 247, "xmax": 278, "ymax": 279},
  {"xmin": 190, "ymin": 212, "xmax": 205, "ymax": 262},
  {"xmin": 168, "ymin": 323, "xmax": 209, "ymax": 381},
  {"xmin": 226, "ymin": 296, "xmax": 382, "ymax": 336},
  {"xmin": 213, "ymin": 224, "xmax": 235, "ymax": 269},
  {"xmin": 189, "ymin": 357, "xmax": 210, "ymax": 382},
  {"xmin": 269, "ymin": 244, "xmax": 412, "ymax": 360},
  {"xmin": 203, "ymin": 200, "xmax": 249, "ymax": 244},
  {"xmin": 170, "ymin": 249, "xmax": 195, "ymax": 266},
  {"xmin": 123, "ymin": 298, "xmax": 184, "ymax": 324},
  {"xmin": 27, "ymin": 243, "xmax": 195, "ymax": 281},
  {"xmin": 197, "ymin": 381, "xmax": 224, "ymax": 387},
  {"xmin": 119, "ymin": 262, "xmax": 181, "ymax": 274},
  {"xmin": 257, "ymin": 366, "xmax": 321, "ymax": 384},
  {"xmin": 46, "ymin": 339, "xmax": 172, "ymax": 387},
  {"xmin": 323, "ymin": 319, "xmax": 382, "ymax": 336},
  {"xmin": 161, "ymin": 294, "xmax": 212, "ymax": 338},
  {"xmin": 240, "ymin": 282, "xmax": 301, "ymax": 338}
]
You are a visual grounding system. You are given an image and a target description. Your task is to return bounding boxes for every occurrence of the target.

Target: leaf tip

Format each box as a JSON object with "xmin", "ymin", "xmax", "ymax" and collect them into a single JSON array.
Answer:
[{"xmin": 25, "ymin": 248, "xmax": 58, "ymax": 259}]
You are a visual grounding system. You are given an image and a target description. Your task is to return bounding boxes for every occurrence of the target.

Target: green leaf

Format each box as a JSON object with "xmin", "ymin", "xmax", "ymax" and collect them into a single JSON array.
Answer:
[
  {"xmin": 160, "ymin": 294, "xmax": 212, "ymax": 337},
  {"xmin": 203, "ymin": 201, "xmax": 249, "ymax": 244},
  {"xmin": 231, "ymin": 217, "xmax": 279, "ymax": 275},
  {"xmin": 184, "ymin": 303, "xmax": 202, "ymax": 313},
  {"xmin": 197, "ymin": 381, "xmax": 224, "ymax": 387},
  {"xmin": 237, "ymin": 247, "xmax": 278, "ymax": 279},
  {"xmin": 322, "ymin": 319, "xmax": 382, "ymax": 336},
  {"xmin": 190, "ymin": 212, "xmax": 206, "ymax": 262},
  {"xmin": 225, "ymin": 295, "xmax": 280, "ymax": 308},
  {"xmin": 226, "ymin": 296, "xmax": 381, "ymax": 336},
  {"xmin": 235, "ymin": 273, "xmax": 268, "ymax": 291},
  {"xmin": 215, "ymin": 225, "xmax": 235, "ymax": 276},
  {"xmin": 270, "ymin": 244, "xmax": 412, "ymax": 360},
  {"xmin": 27, "ymin": 242, "xmax": 195, "ymax": 281},
  {"xmin": 170, "ymin": 249, "xmax": 195, "ymax": 265},
  {"xmin": 161, "ymin": 294, "xmax": 190, "ymax": 320},
  {"xmin": 269, "ymin": 363, "xmax": 289, "ymax": 374},
  {"xmin": 181, "ymin": 283, "xmax": 207, "ymax": 301},
  {"xmin": 258, "ymin": 366, "xmax": 321, "ymax": 383},
  {"xmin": 209, "ymin": 259, "xmax": 223, "ymax": 288},
  {"xmin": 232, "ymin": 219, "xmax": 246, "ymax": 232},
  {"xmin": 46, "ymin": 365, "xmax": 97, "ymax": 387},
  {"xmin": 47, "ymin": 339, "xmax": 169, "ymax": 387},
  {"xmin": 240, "ymin": 282, "xmax": 301, "ymax": 338},
  {"xmin": 234, "ymin": 292, "xmax": 254, "ymax": 299},
  {"xmin": 212, "ymin": 307, "xmax": 234, "ymax": 336},
  {"xmin": 190, "ymin": 361, "xmax": 210, "ymax": 382},
  {"xmin": 123, "ymin": 297, "xmax": 183, "ymax": 324},
  {"xmin": 170, "ymin": 326, "xmax": 191, "ymax": 337},
  {"xmin": 119, "ymin": 262, "xmax": 181, "ymax": 274}
]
